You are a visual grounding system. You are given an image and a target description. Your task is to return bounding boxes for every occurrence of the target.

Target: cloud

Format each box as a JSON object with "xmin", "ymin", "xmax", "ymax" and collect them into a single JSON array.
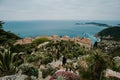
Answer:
[{"xmin": 0, "ymin": 0, "xmax": 120, "ymax": 20}]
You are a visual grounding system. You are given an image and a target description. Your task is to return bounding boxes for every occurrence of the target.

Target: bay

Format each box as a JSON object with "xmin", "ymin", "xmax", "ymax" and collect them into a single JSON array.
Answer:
[{"xmin": 3, "ymin": 20, "xmax": 120, "ymax": 44}]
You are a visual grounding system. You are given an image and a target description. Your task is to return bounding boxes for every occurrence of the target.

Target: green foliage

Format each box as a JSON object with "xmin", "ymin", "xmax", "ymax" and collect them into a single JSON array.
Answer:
[
  {"xmin": 0, "ymin": 48, "xmax": 23, "ymax": 76},
  {"xmin": 77, "ymin": 49, "xmax": 110, "ymax": 80},
  {"xmin": 27, "ymin": 54, "xmax": 41, "ymax": 63},
  {"xmin": 19, "ymin": 64, "xmax": 38, "ymax": 78},
  {"xmin": 43, "ymin": 40, "xmax": 82, "ymax": 59},
  {"xmin": 0, "ymin": 21, "xmax": 4, "ymax": 29},
  {"xmin": 41, "ymin": 56, "xmax": 53, "ymax": 65},
  {"xmin": 97, "ymin": 27, "xmax": 120, "ymax": 41},
  {"xmin": 55, "ymin": 75, "xmax": 65, "ymax": 80},
  {"xmin": 0, "ymin": 28, "xmax": 21, "ymax": 45},
  {"xmin": 0, "ymin": 21, "xmax": 21, "ymax": 45},
  {"xmin": 11, "ymin": 44, "xmax": 35, "ymax": 53},
  {"xmin": 41, "ymin": 65, "xmax": 57, "ymax": 78},
  {"xmin": 32, "ymin": 37, "xmax": 49, "ymax": 45},
  {"xmin": 65, "ymin": 53, "xmax": 73, "ymax": 59},
  {"xmin": 110, "ymin": 47, "xmax": 120, "ymax": 57}
]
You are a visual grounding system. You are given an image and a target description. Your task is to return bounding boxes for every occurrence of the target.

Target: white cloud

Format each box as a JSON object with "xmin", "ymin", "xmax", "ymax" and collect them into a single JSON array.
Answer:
[{"xmin": 0, "ymin": 0, "xmax": 120, "ymax": 20}]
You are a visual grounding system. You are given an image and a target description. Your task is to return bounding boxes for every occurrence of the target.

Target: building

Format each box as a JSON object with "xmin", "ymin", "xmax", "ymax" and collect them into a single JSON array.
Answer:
[
  {"xmin": 14, "ymin": 38, "xmax": 33, "ymax": 45},
  {"xmin": 74, "ymin": 37, "xmax": 92, "ymax": 49}
]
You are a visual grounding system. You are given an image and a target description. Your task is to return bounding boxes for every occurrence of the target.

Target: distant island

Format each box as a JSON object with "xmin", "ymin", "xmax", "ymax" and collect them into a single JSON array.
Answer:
[
  {"xmin": 75, "ymin": 22, "xmax": 110, "ymax": 27},
  {"xmin": 85, "ymin": 22, "xmax": 109, "ymax": 27},
  {"xmin": 75, "ymin": 23, "xmax": 84, "ymax": 25}
]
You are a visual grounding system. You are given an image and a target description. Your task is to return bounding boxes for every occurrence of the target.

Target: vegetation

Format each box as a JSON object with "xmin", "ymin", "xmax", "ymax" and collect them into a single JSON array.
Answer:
[
  {"xmin": 97, "ymin": 26, "xmax": 120, "ymax": 41},
  {"xmin": 0, "ymin": 21, "xmax": 120, "ymax": 80},
  {"xmin": 42, "ymin": 40, "xmax": 83, "ymax": 60},
  {"xmin": 50, "ymin": 71, "xmax": 80, "ymax": 80},
  {"xmin": 0, "ymin": 21, "xmax": 21, "ymax": 45},
  {"xmin": 32, "ymin": 37, "xmax": 49, "ymax": 46},
  {"xmin": 77, "ymin": 49, "xmax": 111, "ymax": 80},
  {"xmin": 19, "ymin": 64, "xmax": 38, "ymax": 78},
  {"xmin": 11, "ymin": 44, "xmax": 35, "ymax": 53},
  {"xmin": 0, "ymin": 48, "xmax": 23, "ymax": 76},
  {"xmin": 27, "ymin": 54, "xmax": 41, "ymax": 63},
  {"xmin": 0, "ymin": 40, "xmax": 119, "ymax": 79},
  {"xmin": 41, "ymin": 65, "xmax": 57, "ymax": 78},
  {"xmin": 0, "ymin": 21, "xmax": 4, "ymax": 29},
  {"xmin": 110, "ymin": 47, "xmax": 120, "ymax": 57}
]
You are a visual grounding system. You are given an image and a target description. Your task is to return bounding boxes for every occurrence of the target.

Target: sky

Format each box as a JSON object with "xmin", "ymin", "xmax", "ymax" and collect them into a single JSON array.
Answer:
[{"xmin": 0, "ymin": 0, "xmax": 120, "ymax": 21}]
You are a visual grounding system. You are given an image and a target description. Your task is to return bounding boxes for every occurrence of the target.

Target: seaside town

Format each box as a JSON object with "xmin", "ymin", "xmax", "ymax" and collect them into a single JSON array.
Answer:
[
  {"xmin": 1, "ymin": 21, "xmax": 120, "ymax": 80},
  {"xmin": 0, "ymin": 0, "xmax": 120, "ymax": 79},
  {"xmin": 0, "ymin": 21, "xmax": 120, "ymax": 80},
  {"xmin": 14, "ymin": 34, "xmax": 92, "ymax": 49}
]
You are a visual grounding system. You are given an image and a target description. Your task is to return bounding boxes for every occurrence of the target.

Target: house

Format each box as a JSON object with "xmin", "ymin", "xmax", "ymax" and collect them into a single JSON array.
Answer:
[
  {"xmin": 61, "ymin": 35, "xmax": 70, "ymax": 41},
  {"xmin": 14, "ymin": 38, "xmax": 33, "ymax": 45},
  {"xmin": 74, "ymin": 37, "xmax": 92, "ymax": 49}
]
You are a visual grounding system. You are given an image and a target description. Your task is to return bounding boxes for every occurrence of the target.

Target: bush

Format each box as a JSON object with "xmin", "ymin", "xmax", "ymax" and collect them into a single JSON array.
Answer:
[
  {"xmin": 27, "ymin": 55, "xmax": 41, "ymax": 63},
  {"xmin": 66, "ymin": 53, "xmax": 73, "ymax": 59},
  {"xmin": 41, "ymin": 56, "xmax": 53, "ymax": 65},
  {"xmin": 19, "ymin": 64, "xmax": 38, "ymax": 78},
  {"xmin": 41, "ymin": 66, "xmax": 57, "ymax": 78},
  {"xmin": 32, "ymin": 37, "xmax": 49, "ymax": 45}
]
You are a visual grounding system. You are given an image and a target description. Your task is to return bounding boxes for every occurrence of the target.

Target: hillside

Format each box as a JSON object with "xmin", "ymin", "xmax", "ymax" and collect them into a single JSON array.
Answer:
[
  {"xmin": 97, "ymin": 26, "xmax": 120, "ymax": 41},
  {"xmin": 0, "ymin": 29, "xmax": 21, "ymax": 45}
]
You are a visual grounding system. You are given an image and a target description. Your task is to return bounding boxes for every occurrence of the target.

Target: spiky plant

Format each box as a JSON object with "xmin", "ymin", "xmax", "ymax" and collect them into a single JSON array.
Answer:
[
  {"xmin": 77, "ymin": 49, "xmax": 110, "ymax": 80},
  {"xmin": 0, "ymin": 48, "xmax": 23, "ymax": 76}
]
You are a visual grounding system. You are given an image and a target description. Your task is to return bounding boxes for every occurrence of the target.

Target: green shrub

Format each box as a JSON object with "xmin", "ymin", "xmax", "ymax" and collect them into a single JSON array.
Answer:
[
  {"xmin": 41, "ymin": 66, "xmax": 57, "ymax": 78},
  {"xmin": 55, "ymin": 75, "xmax": 65, "ymax": 80},
  {"xmin": 32, "ymin": 38, "xmax": 49, "ymax": 45},
  {"xmin": 19, "ymin": 64, "xmax": 38, "ymax": 78},
  {"xmin": 66, "ymin": 53, "xmax": 73, "ymax": 59},
  {"xmin": 41, "ymin": 56, "xmax": 53, "ymax": 65},
  {"xmin": 27, "ymin": 55, "xmax": 40, "ymax": 63},
  {"xmin": 31, "ymin": 67, "xmax": 38, "ymax": 78}
]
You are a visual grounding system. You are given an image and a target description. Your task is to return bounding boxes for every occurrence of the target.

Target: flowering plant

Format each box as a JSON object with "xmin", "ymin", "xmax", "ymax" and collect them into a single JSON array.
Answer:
[{"xmin": 49, "ymin": 71, "xmax": 80, "ymax": 80}]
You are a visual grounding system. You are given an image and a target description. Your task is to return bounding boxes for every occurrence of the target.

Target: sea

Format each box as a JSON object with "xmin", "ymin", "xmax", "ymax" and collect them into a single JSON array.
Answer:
[{"xmin": 3, "ymin": 20, "xmax": 120, "ymax": 44}]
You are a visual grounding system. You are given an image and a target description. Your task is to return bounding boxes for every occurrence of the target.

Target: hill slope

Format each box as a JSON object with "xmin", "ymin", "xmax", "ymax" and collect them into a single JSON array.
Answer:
[
  {"xmin": 97, "ymin": 26, "xmax": 120, "ymax": 41},
  {"xmin": 0, "ymin": 29, "xmax": 21, "ymax": 45}
]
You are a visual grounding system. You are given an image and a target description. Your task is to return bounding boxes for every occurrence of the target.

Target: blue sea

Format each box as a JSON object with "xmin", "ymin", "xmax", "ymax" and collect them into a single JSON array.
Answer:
[{"xmin": 3, "ymin": 20, "xmax": 120, "ymax": 44}]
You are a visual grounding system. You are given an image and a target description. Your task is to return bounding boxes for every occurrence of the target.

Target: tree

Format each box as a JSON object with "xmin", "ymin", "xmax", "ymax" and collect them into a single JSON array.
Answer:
[
  {"xmin": 77, "ymin": 49, "xmax": 110, "ymax": 80},
  {"xmin": 0, "ymin": 21, "xmax": 4, "ymax": 29}
]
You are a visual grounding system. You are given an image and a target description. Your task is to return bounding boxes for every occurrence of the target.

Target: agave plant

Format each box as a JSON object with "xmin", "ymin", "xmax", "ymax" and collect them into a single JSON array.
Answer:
[{"xmin": 0, "ymin": 48, "xmax": 24, "ymax": 76}]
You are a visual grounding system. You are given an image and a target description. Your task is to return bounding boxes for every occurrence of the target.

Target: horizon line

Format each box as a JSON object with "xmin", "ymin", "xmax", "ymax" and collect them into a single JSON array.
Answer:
[{"xmin": 3, "ymin": 19, "xmax": 120, "ymax": 22}]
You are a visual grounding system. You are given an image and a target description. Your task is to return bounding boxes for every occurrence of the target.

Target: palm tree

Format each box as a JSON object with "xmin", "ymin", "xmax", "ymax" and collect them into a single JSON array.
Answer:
[
  {"xmin": 90, "ymin": 49, "xmax": 110, "ymax": 80},
  {"xmin": 0, "ymin": 48, "xmax": 24, "ymax": 76},
  {"xmin": 77, "ymin": 49, "xmax": 110, "ymax": 80}
]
